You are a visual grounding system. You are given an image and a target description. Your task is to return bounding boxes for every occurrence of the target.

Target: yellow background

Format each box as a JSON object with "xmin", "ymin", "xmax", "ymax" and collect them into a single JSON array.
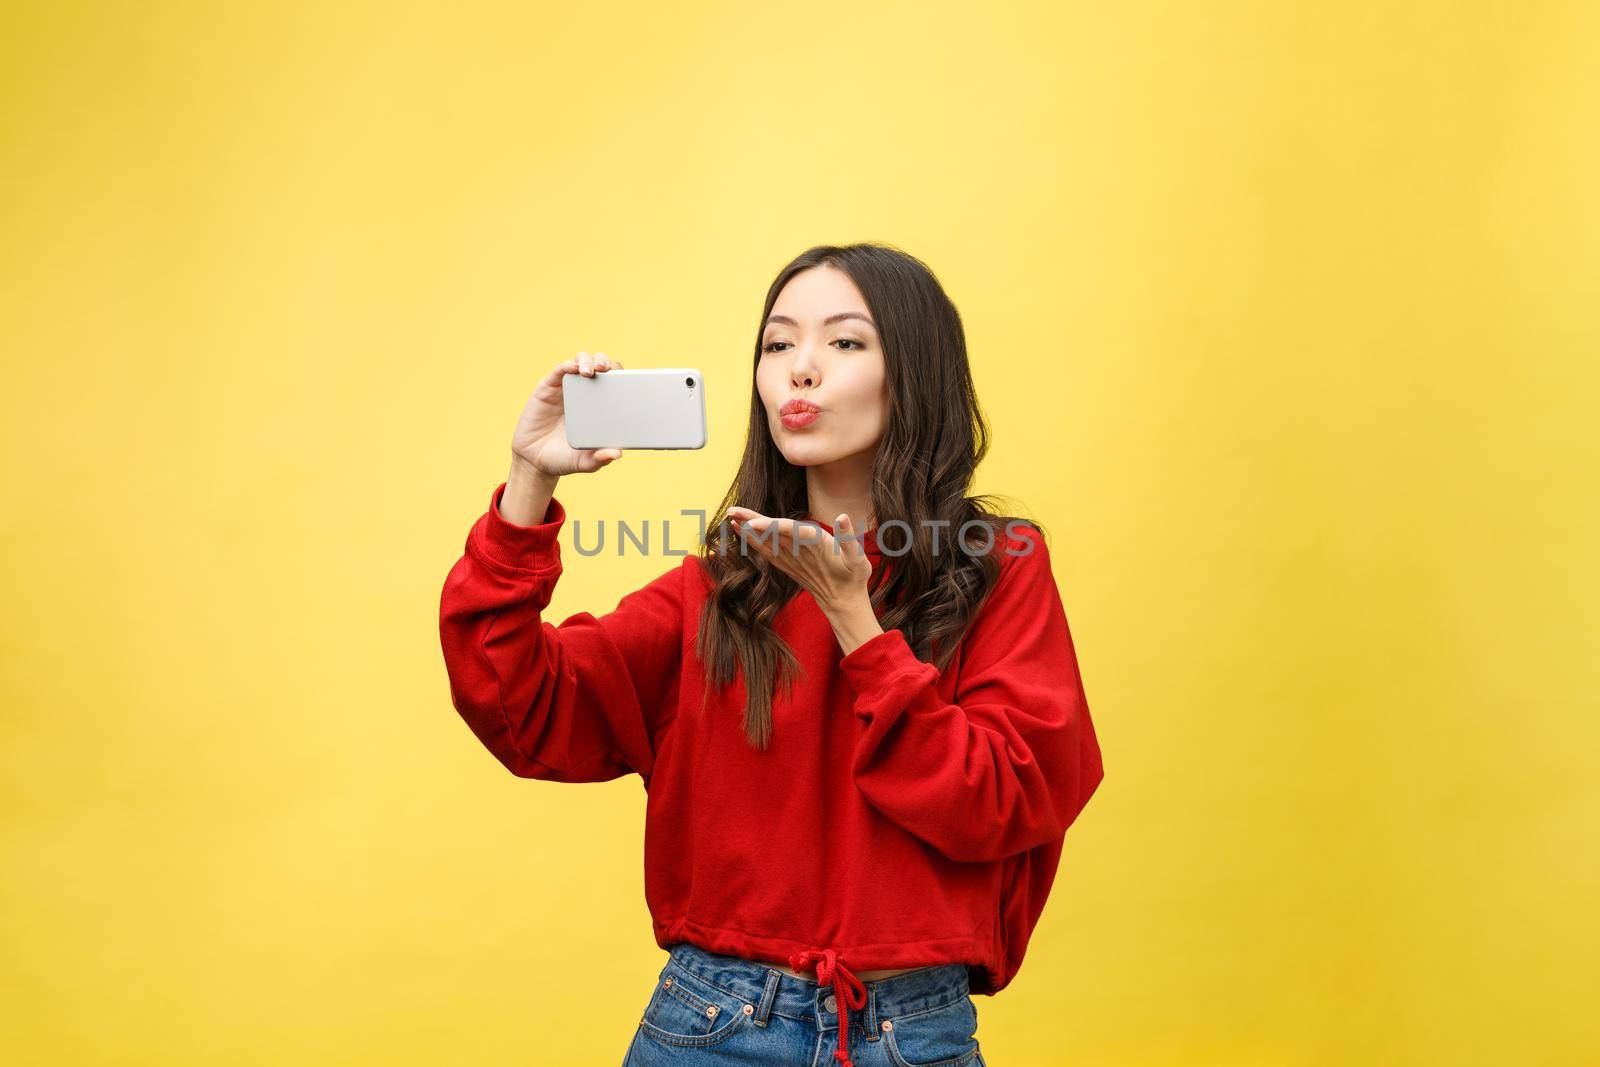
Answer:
[{"xmin": 3, "ymin": 2, "xmax": 1596, "ymax": 1063}]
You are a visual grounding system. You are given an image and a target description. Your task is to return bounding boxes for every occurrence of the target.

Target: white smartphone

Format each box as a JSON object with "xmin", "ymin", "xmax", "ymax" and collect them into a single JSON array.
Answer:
[{"xmin": 562, "ymin": 367, "xmax": 708, "ymax": 450}]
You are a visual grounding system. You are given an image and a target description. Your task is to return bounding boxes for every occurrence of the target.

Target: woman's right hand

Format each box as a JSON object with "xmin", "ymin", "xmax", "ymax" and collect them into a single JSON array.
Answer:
[{"xmin": 511, "ymin": 351, "xmax": 626, "ymax": 478}]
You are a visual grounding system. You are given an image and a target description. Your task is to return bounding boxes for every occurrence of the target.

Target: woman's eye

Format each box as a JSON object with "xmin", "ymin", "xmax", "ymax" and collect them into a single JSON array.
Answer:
[{"xmin": 761, "ymin": 339, "xmax": 863, "ymax": 353}]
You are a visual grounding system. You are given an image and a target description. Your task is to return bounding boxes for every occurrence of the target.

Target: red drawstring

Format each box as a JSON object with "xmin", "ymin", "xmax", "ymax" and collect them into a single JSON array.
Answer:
[{"xmin": 789, "ymin": 947, "xmax": 868, "ymax": 1066}]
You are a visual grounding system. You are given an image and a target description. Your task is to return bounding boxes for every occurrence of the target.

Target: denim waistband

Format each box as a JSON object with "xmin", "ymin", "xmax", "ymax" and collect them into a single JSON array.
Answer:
[{"xmin": 665, "ymin": 941, "xmax": 972, "ymax": 1031}]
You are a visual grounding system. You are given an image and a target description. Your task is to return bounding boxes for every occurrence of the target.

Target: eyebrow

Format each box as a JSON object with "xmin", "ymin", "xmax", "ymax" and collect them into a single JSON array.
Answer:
[{"xmin": 763, "ymin": 312, "xmax": 877, "ymax": 330}]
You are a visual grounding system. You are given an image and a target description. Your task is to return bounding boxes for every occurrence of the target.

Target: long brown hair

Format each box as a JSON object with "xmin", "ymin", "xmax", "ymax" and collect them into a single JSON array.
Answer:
[{"xmin": 695, "ymin": 242, "xmax": 1042, "ymax": 749}]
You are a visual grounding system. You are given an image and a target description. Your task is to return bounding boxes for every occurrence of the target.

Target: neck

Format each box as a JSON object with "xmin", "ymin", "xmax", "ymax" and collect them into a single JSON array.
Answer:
[{"xmin": 804, "ymin": 450, "xmax": 875, "ymax": 532}]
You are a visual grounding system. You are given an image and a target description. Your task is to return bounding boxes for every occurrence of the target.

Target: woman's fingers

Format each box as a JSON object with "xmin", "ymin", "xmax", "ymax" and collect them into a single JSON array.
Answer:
[
  {"xmin": 581, "ymin": 447, "xmax": 623, "ymax": 470},
  {"xmin": 835, "ymin": 513, "xmax": 865, "ymax": 560},
  {"xmin": 727, "ymin": 510, "xmax": 772, "ymax": 553},
  {"xmin": 759, "ymin": 517, "xmax": 823, "ymax": 554},
  {"xmin": 542, "ymin": 357, "xmax": 578, "ymax": 387},
  {"xmin": 570, "ymin": 350, "xmax": 620, "ymax": 377},
  {"xmin": 728, "ymin": 512, "xmax": 839, "ymax": 558},
  {"xmin": 538, "ymin": 350, "xmax": 622, "ymax": 405}
]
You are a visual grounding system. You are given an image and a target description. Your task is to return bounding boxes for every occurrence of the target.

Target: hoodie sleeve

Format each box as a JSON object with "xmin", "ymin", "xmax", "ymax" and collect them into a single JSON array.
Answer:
[
  {"xmin": 438, "ymin": 480, "xmax": 687, "ymax": 785},
  {"xmin": 840, "ymin": 525, "xmax": 1104, "ymax": 862}
]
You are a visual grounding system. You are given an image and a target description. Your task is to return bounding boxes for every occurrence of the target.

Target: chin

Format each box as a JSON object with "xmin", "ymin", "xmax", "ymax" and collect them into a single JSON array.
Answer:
[{"xmin": 777, "ymin": 440, "xmax": 843, "ymax": 467}]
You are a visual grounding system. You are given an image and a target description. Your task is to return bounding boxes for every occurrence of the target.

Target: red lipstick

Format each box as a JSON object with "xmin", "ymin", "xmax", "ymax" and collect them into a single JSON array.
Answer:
[{"xmin": 779, "ymin": 396, "xmax": 823, "ymax": 430}]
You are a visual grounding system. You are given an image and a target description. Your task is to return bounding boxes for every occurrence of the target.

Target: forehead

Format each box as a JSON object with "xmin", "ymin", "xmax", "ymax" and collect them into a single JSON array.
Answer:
[{"xmin": 767, "ymin": 266, "xmax": 872, "ymax": 327}]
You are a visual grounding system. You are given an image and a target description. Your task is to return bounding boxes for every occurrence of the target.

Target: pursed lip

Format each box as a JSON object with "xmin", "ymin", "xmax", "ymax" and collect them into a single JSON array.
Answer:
[{"xmin": 779, "ymin": 396, "xmax": 823, "ymax": 429}]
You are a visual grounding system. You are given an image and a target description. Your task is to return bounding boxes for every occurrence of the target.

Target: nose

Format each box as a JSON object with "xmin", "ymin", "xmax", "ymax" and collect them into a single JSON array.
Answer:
[{"xmin": 790, "ymin": 346, "xmax": 819, "ymax": 389}]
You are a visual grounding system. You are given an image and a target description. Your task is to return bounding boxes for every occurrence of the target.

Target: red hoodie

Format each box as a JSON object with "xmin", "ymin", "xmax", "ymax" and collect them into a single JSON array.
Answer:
[{"xmin": 438, "ymin": 481, "xmax": 1104, "ymax": 1030}]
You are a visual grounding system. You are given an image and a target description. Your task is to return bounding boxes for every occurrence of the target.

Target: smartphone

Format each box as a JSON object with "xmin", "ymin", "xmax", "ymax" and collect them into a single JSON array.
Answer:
[{"xmin": 562, "ymin": 367, "xmax": 708, "ymax": 450}]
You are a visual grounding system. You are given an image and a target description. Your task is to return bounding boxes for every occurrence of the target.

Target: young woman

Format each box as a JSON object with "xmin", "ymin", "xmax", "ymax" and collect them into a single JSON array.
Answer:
[{"xmin": 438, "ymin": 243, "xmax": 1105, "ymax": 1066}]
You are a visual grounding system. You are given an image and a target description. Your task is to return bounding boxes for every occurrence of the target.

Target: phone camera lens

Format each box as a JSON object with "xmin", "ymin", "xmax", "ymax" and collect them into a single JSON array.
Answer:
[{"xmin": 685, "ymin": 376, "xmax": 695, "ymax": 388}]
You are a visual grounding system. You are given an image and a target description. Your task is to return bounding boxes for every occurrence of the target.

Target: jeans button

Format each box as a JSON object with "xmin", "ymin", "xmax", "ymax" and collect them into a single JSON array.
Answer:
[{"xmin": 825, "ymin": 995, "xmax": 838, "ymax": 1012}]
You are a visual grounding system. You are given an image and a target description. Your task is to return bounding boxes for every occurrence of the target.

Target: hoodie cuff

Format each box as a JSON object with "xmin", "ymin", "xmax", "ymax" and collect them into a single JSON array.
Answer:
[
  {"xmin": 469, "ymin": 480, "xmax": 566, "ymax": 574},
  {"xmin": 840, "ymin": 627, "xmax": 941, "ymax": 720}
]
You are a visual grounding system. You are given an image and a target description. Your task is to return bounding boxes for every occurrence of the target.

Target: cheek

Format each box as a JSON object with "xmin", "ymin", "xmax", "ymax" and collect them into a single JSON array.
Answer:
[
  {"xmin": 857, "ymin": 374, "xmax": 889, "ymax": 428},
  {"xmin": 831, "ymin": 380, "xmax": 887, "ymax": 443},
  {"xmin": 754, "ymin": 363, "xmax": 782, "ymax": 409}
]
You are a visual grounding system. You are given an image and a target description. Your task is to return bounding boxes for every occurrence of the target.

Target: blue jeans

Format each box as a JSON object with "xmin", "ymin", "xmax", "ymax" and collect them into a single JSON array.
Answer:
[{"xmin": 621, "ymin": 942, "xmax": 988, "ymax": 1066}]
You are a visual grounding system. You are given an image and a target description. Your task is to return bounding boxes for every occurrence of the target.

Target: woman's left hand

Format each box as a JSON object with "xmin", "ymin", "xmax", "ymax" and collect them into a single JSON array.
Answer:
[{"xmin": 725, "ymin": 507, "xmax": 873, "ymax": 613}]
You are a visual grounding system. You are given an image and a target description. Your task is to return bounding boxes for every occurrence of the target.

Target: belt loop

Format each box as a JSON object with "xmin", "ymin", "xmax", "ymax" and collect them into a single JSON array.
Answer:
[
  {"xmin": 753, "ymin": 969, "xmax": 782, "ymax": 1027},
  {"xmin": 864, "ymin": 980, "xmax": 880, "ymax": 1042}
]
